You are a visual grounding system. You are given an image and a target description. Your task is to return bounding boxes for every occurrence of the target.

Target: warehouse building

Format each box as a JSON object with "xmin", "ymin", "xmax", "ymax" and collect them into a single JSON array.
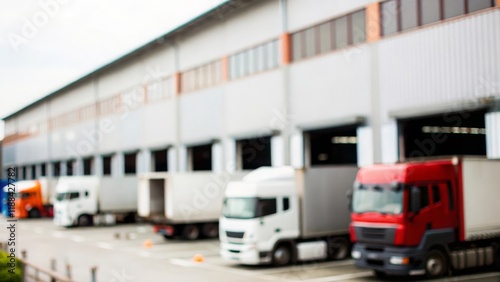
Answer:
[{"xmin": 2, "ymin": 0, "xmax": 500, "ymax": 180}]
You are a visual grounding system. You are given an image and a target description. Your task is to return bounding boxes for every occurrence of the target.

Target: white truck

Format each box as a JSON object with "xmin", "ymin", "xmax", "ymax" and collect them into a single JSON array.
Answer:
[
  {"xmin": 220, "ymin": 166, "xmax": 358, "ymax": 266},
  {"xmin": 138, "ymin": 171, "xmax": 246, "ymax": 240},
  {"xmin": 53, "ymin": 176, "xmax": 138, "ymax": 227}
]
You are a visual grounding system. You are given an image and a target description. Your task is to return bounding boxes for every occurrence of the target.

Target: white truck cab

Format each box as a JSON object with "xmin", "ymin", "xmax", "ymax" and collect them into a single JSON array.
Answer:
[
  {"xmin": 220, "ymin": 166, "xmax": 357, "ymax": 266},
  {"xmin": 54, "ymin": 177, "xmax": 98, "ymax": 227},
  {"xmin": 220, "ymin": 167, "xmax": 300, "ymax": 265}
]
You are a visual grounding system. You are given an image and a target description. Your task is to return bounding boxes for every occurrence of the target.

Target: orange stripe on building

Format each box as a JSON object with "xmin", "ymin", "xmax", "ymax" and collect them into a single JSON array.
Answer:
[
  {"xmin": 497, "ymin": 0, "xmax": 500, "ymax": 7},
  {"xmin": 221, "ymin": 56, "xmax": 229, "ymax": 81},
  {"xmin": 174, "ymin": 72, "xmax": 182, "ymax": 95},
  {"xmin": 280, "ymin": 33, "xmax": 291, "ymax": 65},
  {"xmin": 366, "ymin": 2, "xmax": 381, "ymax": 43}
]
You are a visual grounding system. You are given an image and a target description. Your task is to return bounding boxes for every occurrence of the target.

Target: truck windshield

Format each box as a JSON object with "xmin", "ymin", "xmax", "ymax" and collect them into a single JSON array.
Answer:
[
  {"xmin": 222, "ymin": 197, "xmax": 278, "ymax": 219},
  {"xmin": 222, "ymin": 198, "xmax": 257, "ymax": 219},
  {"xmin": 56, "ymin": 192, "xmax": 79, "ymax": 201},
  {"xmin": 352, "ymin": 183, "xmax": 403, "ymax": 215}
]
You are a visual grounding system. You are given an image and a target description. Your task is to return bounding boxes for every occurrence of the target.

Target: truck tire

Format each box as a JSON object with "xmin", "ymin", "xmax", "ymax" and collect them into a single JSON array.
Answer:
[
  {"xmin": 77, "ymin": 215, "xmax": 93, "ymax": 227},
  {"xmin": 328, "ymin": 238, "xmax": 350, "ymax": 260},
  {"xmin": 182, "ymin": 225, "xmax": 200, "ymax": 240},
  {"xmin": 425, "ymin": 249, "xmax": 448, "ymax": 278},
  {"xmin": 272, "ymin": 244, "xmax": 292, "ymax": 266},
  {"xmin": 201, "ymin": 223, "xmax": 219, "ymax": 238},
  {"xmin": 28, "ymin": 208, "xmax": 41, "ymax": 218}
]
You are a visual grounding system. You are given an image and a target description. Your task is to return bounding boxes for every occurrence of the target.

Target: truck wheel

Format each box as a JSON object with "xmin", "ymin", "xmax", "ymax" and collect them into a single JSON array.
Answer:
[
  {"xmin": 182, "ymin": 225, "xmax": 200, "ymax": 240},
  {"xmin": 201, "ymin": 223, "xmax": 219, "ymax": 238},
  {"xmin": 425, "ymin": 249, "xmax": 448, "ymax": 278},
  {"xmin": 28, "ymin": 208, "xmax": 41, "ymax": 218},
  {"xmin": 328, "ymin": 238, "xmax": 350, "ymax": 260},
  {"xmin": 272, "ymin": 244, "xmax": 292, "ymax": 266},
  {"xmin": 77, "ymin": 215, "xmax": 93, "ymax": 227},
  {"xmin": 163, "ymin": 234, "xmax": 174, "ymax": 240}
]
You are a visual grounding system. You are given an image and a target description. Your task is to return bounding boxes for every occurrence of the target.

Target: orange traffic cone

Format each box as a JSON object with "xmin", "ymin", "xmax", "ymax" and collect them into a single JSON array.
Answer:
[
  {"xmin": 193, "ymin": 254, "xmax": 204, "ymax": 263},
  {"xmin": 143, "ymin": 239, "xmax": 153, "ymax": 248}
]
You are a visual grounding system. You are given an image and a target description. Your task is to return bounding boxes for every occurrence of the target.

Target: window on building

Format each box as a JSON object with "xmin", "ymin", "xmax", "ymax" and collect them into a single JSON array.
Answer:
[
  {"xmin": 83, "ymin": 157, "xmax": 93, "ymax": 176},
  {"xmin": 381, "ymin": 0, "xmax": 399, "ymax": 35},
  {"xmin": 53, "ymin": 162, "xmax": 61, "ymax": 177},
  {"xmin": 147, "ymin": 77, "xmax": 172, "ymax": 101},
  {"xmin": 229, "ymin": 39, "xmax": 280, "ymax": 80},
  {"xmin": 30, "ymin": 165, "xmax": 36, "ymax": 179},
  {"xmin": 351, "ymin": 10, "xmax": 366, "ymax": 44},
  {"xmin": 381, "ymin": 0, "xmax": 493, "ymax": 36},
  {"xmin": 444, "ymin": 0, "xmax": 465, "ymax": 19},
  {"xmin": 421, "ymin": 0, "xmax": 441, "ymax": 25},
  {"xmin": 467, "ymin": 0, "xmax": 493, "ymax": 13},
  {"xmin": 102, "ymin": 155, "xmax": 112, "ymax": 176},
  {"xmin": 291, "ymin": 9, "xmax": 366, "ymax": 61},
  {"xmin": 152, "ymin": 149, "xmax": 168, "ymax": 172},
  {"xmin": 190, "ymin": 144, "xmax": 212, "ymax": 171},
  {"xmin": 124, "ymin": 152, "xmax": 137, "ymax": 175},
  {"xmin": 181, "ymin": 60, "xmax": 221, "ymax": 93},
  {"xmin": 66, "ymin": 160, "xmax": 74, "ymax": 176},
  {"xmin": 401, "ymin": 0, "xmax": 419, "ymax": 30},
  {"xmin": 40, "ymin": 163, "xmax": 46, "ymax": 177}
]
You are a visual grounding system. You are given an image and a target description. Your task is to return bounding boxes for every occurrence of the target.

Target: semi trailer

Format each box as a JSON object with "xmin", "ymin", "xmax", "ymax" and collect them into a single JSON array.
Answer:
[
  {"xmin": 138, "ymin": 171, "xmax": 246, "ymax": 240},
  {"xmin": 220, "ymin": 166, "xmax": 359, "ymax": 266},
  {"xmin": 350, "ymin": 157, "xmax": 500, "ymax": 278},
  {"xmin": 54, "ymin": 176, "xmax": 137, "ymax": 227},
  {"xmin": 3, "ymin": 178, "xmax": 57, "ymax": 218}
]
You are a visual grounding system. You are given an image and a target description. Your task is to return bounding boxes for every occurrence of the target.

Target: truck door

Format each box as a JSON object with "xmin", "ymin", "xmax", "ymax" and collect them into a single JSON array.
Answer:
[
  {"xmin": 256, "ymin": 198, "xmax": 281, "ymax": 249},
  {"xmin": 67, "ymin": 192, "xmax": 81, "ymax": 223},
  {"xmin": 406, "ymin": 184, "xmax": 432, "ymax": 246},
  {"xmin": 429, "ymin": 182, "xmax": 457, "ymax": 230}
]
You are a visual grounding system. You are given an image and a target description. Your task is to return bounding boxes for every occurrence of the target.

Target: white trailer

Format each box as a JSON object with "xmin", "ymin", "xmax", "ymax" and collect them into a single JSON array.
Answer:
[
  {"xmin": 53, "ymin": 176, "xmax": 137, "ymax": 227},
  {"xmin": 219, "ymin": 166, "xmax": 358, "ymax": 265},
  {"xmin": 138, "ymin": 171, "xmax": 246, "ymax": 240}
]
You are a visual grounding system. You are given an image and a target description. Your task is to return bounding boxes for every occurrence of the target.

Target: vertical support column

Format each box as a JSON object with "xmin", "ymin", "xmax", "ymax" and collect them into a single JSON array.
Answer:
[
  {"xmin": 167, "ymin": 147, "xmax": 177, "ymax": 173},
  {"xmin": 138, "ymin": 149, "xmax": 151, "ymax": 174},
  {"xmin": 381, "ymin": 121, "xmax": 399, "ymax": 164},
  {"xmin": 366, "ymin": 2, "xmax": 381, "ymax": 43},
  {"xmin": 486, "ymin": 111, "xmax": 500, "ymax": 159},
  {"xmin": 357, "ymin": 126, "xmax": 374, "ymax": 167},
  {"xmin": 75, "ymin": 158, "xmax": 83, "ymax": 176},
  {"xmin": 178, "ymin": 145, "xmax": 187, "ymax": 172},
  {"xmin": 280, "ymin": 0, "xmax": 292, "ymax": 166},
  {"xmin": 94, "ymin": 155, "xmax": 102, "ymax": 176},
  {"xmin": 60, "ymin": 161, "xmax": 67, "ymax": 176},
  {"xmin": 271, "ymin": 135, "xmax": 285, "ymax": 167},
  {"xmin": 212, "ymin": 142, "xmax": 223, "ymax": 173},
  {"xmin": 112, "ymin": 152, "xmax": 124, "ymax": 177},
  {"xmin": 223, "ymin": 138, "xmax": 237, "ymax": 172},
  {"xmin": 290, "ymin": 132, "xmax": 304, "ymax": 168}
]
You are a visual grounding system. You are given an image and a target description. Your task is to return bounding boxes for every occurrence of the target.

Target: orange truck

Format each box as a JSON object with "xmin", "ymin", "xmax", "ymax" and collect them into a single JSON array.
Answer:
[{"xmin": 5, "ymin": 179, "xmax": 57, "ymax": 218}]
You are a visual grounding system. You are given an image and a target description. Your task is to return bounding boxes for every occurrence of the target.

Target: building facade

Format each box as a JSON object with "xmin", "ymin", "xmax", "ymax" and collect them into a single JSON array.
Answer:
[{"xmin": 3, "ymin": 0, "xmax": 500, "ymax": 180}]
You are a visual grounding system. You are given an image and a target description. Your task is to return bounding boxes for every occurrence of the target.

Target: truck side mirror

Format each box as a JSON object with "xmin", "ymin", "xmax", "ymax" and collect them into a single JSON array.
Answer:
[
  {"xmin": 410, "ymin": 186, "xmax": 421, "ymax": 214},
  {"xmin": 346, "ymin": 189, "xmax": 353, "ymax": 212}
]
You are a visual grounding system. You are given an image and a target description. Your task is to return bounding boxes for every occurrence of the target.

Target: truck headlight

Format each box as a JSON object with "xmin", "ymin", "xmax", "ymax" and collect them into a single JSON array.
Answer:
[
  {"xmin": 351, "ymin": 250, "xmax": 361, "ymax": 259},
  {"xmin": 389, "ymin": 256, "xmax": 409, "ymax": 265}
]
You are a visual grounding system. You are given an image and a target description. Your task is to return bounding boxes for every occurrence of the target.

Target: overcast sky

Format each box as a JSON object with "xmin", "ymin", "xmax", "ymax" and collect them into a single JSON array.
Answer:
[{"xmin": 0, "ymin": 0, "xmax": 226, "ymax": 139}]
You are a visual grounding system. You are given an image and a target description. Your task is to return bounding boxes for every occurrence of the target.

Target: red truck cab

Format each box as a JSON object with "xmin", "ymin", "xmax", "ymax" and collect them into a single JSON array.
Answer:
[{"xmin": 350, "ymin": 159, "xmax": 462, "ymax": 277}]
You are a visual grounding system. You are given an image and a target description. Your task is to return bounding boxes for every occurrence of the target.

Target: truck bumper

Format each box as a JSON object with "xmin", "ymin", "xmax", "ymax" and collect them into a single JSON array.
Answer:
[
  {"xmin": 220, "ymin": 242, "xmax": 271, "ymax": 265},
  {"xmin": 352, "ymin": 243, "xmax": 426, "ymax": 276}
]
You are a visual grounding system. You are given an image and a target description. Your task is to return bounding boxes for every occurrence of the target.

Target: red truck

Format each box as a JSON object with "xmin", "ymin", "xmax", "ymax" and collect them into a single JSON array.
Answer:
[{"xmin": 350, "ymin": 157, "xmax": 500, "ymax": 278}]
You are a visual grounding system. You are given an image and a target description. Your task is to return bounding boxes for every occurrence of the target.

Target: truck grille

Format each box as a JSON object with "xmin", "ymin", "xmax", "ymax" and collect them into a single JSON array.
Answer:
[
  {"xmin": 360, "ymin": 227, "xmax": 386, "ymax": 240},
  {"xmin": 354, "ymin": 226, "xmax": 395, "ymax": 244},
  {"xmin": 226, "ymin": 231, "xmax": 244, "ymax": 239}
]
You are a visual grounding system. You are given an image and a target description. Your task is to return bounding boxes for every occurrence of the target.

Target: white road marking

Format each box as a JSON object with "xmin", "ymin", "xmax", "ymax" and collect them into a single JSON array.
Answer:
[
  {"xmin": 136, "ymin": 226, "xmax": 147, "ymax": 233},
  {"xmin": 96, "ymin": 242, "xmax": 114, "ymax": 250},
  {"xmin": 34, "ymin": 227, "xmax": 44, "ymax": 234},
  {"xmin": 52, "ymin": 231, "xmax": 65, "ymax": 238},
  {"xmin": 451, "ymin": 272, "xmax": 500, "ymax": 281},
  {"xmin": 169, "ymin": 258, "xmax": 196, "ymax": 267},
  {"xmin": 139, "ymin": 251, "xmax": 152, "ymax": 257},
  {"xmin": 71, "ymin": 235, "xmax": 85, "ymax": 242},
  {"xmin": 299, "ymin": 271, "xmax": 373, "ymax": 282}
]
